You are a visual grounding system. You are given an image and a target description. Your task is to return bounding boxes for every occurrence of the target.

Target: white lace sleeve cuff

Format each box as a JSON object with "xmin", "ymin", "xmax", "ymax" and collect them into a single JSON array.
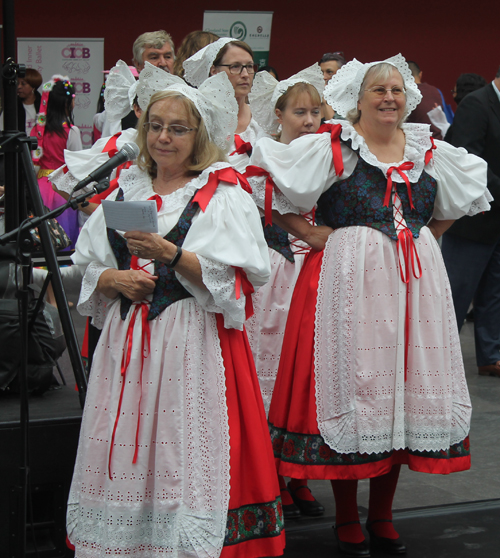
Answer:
[
  {"xmin": 49, "ymin": 167, "xmax": 83, "ymax": 196},
  {"xmin": 77, "ymin": 262, "xmax": 116, "ymax": 329},
  {"xmin": 177, "ymin": 255, "xmax": 246, "ymax": 331},
  {"xmin": 248, "ymin": 175, "xmax": 300, "ymax": 215}
]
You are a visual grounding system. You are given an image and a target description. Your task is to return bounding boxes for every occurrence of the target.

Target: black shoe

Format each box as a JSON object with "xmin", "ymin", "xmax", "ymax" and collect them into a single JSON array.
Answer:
[
  {"xmin": 366, "ymin": 519, "xmax": 407, "ymax": 555},
  {"xmin": 288, "ymin": 481, "xmax": 325, "ymax": 517},
  {"xmin": 280, "ymin": 487, "xmax": 301, "ymax": 519},
  {"xmin": 333, "ymin": 522, "xmax": 370, "ymax": 557}
]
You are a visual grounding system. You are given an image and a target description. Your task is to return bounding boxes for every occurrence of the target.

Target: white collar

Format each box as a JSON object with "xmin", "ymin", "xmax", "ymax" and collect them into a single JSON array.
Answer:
[{"xmin": 339, "ymin": 121, "xmax": 433, "ymax": 182}]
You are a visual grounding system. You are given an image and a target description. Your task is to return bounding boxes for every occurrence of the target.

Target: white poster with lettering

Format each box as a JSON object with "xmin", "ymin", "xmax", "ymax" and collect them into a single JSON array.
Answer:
[
  {"xmin": 17, "ymin": 38, "xmax": 104, "ymax": 148},
  {"xmin": 203, "ymin": 11, "xmax": 273, "ymax": 68}
]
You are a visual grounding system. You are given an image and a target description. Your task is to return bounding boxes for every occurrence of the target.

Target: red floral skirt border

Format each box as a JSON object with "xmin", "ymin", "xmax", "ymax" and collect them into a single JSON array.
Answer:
[{"xmin": 270, "ymin": 422, "xmax": 470, "ymax": 480}]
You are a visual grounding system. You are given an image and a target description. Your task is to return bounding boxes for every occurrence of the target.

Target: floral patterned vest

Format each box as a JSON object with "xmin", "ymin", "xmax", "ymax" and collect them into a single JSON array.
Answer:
[
  {"xmin": 107, "ymin": 188, "xmax": 196, "ymax": 320},
  {"xmin": 316, "ymin": 141, "xmax": 437, "ymax": 241}
]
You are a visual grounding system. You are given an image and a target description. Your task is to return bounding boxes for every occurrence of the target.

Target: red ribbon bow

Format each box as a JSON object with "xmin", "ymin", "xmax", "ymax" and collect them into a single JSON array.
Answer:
[
  {"xmin": 90, "ymin": 133, "xmax": 134, "ymax": 204},
  {"xmin": 193, "ymin": 167, "xmax": 251, "ymax": 212},
  {"xmin": 245, "ymin": 165, "xmax": 276, "ymax": 226},
  {"xmin": 234, "ymin": 267, "xmax": 255, "ymax": 320},
  {"xmin": 424, "ymin": 137, "xmax": 437, "ymax": 165},
  {"xmin": 230, "ymin": 134, "xmax": 253, "ymax": 156},
  {"xmin": 317, "ymin": 123, "xmax": 344, "ymax": 177},
  {"xmin": 384, "ymin": 162, "xmax": 415, "ymax": 210}
]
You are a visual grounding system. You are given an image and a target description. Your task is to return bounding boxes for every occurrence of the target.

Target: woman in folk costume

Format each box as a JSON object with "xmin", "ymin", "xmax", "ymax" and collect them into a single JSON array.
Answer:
[
  {"xmin": 66, "ymin": 70, "xmax": 285, "ymax": 558},
  {"xmin": 183, "ymin": 37, "xmax": 269, "ymax": 173},
  {"xmin": 31, "ymin": 76, "xmax": 82, "ymax": 247},
  {"xmin": 245, "ymin": 64, "xmax": 331, "ymax": 519},
  {"xmin": 250, "ymin": 54, "xmax": 490, "ymax": 556}
]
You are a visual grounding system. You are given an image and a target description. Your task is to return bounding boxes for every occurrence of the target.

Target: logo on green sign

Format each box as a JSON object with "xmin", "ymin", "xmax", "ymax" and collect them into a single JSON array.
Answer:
[{"xmin": 230, "ymin": 21, "xmax": 247, "ymax": 40}]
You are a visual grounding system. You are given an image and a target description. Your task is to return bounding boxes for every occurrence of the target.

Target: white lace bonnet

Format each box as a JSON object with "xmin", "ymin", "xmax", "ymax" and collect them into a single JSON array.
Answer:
[
  {"xmin": 104, "ymin": 60, "xmax": 139, "ymax": 122},
  {"xmin": 136, "ymin": 62, "xmax": 238, "ymax": 151},
  {"xmin": 183, "ymin": 37, "xmax": 237, "ymax": 88},
  {"xmin": 324, "ymin": 53, "xmax": 422, "ymax": 118},
  {"xmin": 249, "ymin": 64, "xmax": 325, "ymax": 134}
]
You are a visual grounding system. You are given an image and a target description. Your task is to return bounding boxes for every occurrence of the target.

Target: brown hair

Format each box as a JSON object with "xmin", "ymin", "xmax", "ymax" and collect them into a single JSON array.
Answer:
[
  {"xmin": 23, "ymin": 68, "xmax": 43, "ymax": 90},
  {"xmin": 174, "ymin": 30, "xmax": 219, "ymax": 78},
  {"xmin": 274, "ymin": 83, "xmax": 322, "ymax": 141},
  {"xmin": 212, "ymin": 40, "xmax": 254, "ymax": 68},
  {"xmin": 136, "ymin": 90, "xmax": 226, "ymax": 179},
  {"xmin": 275, "ymin": 82, "xmax": 322, "ymax": 113}
]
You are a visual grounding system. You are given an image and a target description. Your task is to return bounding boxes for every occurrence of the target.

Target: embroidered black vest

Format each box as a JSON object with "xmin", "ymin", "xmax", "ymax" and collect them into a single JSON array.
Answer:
[
  {"xmin": 262, "ymin": 218, "xmax": 295, "ymax": 263},
  {"xmin": 316, "ymin": 141, "xmax": 437, "ymax": 241},
  {"xmin": 107, "ymin": 188, "xmax": 197, "ymax": 320}
]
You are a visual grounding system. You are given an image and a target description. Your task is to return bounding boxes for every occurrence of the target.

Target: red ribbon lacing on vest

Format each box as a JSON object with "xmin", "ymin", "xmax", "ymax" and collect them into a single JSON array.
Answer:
[
  {"xmin": 317, "ymin": 123, "xmax": 344, "ymax": 177},
  {"xmin": 234, "ymin": 267, "xmax": 255, "ymax": 320},
  {"xmin": 386, "ymin": 165, "xmax": 422, "ymax": 381},
  {"xmin": 424, "ymin": 136, "xmax": 437, "ymax": 165},
  {"xmin": 108, "ymin": 195, "xmax": 162, "ymax": 480},
  {"xmin": 290, "ymin": 208, "xmax": 316, "ymax": 255},
  {"xmin": 193, "ymin": 167, "xmax": 251, "ymax": 212},
  {"xmin": 230, "ymin": 134, "xmax": 253, "ymax": 156},
  {"xmin": 90, "ymin": 133, "xmax": 134, "ymax": 204},
  {"xmin": 245, "ymin": 165, "xmax": 276, "ymax": 227},
  {"xmin": 384, "ymin": 162, "xmax": 415, "ymax": 210}
]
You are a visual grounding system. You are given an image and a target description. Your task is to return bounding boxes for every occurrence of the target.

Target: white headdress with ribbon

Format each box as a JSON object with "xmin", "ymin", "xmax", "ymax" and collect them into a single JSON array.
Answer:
[
  {"xmin": 324, "ymin": 53, "xmax": 422, "ymax": 118},
  {"xmin": 183, "ymin": 37, "xmax": 237, "ymax": 88},
  {"xmin": 104, "ymin": 60, "xmax": 139, "ymax": 122},
  {"xmin": 249, "ymin": 63, "xmax": 325, "ymax": 135},
  {"xmin": 136, "ymin": 62, "xmax": 238, "ymax": 151}
]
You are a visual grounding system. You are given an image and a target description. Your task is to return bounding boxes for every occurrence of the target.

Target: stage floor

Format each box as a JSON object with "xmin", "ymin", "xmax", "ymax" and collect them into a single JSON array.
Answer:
[{"xmin": 1, "ymin": 294, "xmax": 499, "ymax": 557}]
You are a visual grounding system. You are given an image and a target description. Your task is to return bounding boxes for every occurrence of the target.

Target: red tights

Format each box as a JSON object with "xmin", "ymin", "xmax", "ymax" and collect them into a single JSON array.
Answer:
[{"xmin": 331, "ymin": 465, "xmax": 401, "ymax": 543}]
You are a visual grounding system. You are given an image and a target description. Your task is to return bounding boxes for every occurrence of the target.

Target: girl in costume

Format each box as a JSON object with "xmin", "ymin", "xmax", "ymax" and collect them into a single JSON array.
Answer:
[{"xmin": 246, "ymin": 64, "xmax": 330, "ymax": 520}]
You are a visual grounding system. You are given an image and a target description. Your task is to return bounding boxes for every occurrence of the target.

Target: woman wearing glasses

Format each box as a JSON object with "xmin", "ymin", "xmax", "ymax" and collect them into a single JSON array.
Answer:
[
  {"xmin": 66, "ymin": 69, "xmax": 284, "ymax": 558},
  {"xmin": 250, "ymin": 55, "xmax": 489, "ymax": 556},
  {"xmin": 184, "ymin": 37, "xmax": 269, "ymax": 173}
]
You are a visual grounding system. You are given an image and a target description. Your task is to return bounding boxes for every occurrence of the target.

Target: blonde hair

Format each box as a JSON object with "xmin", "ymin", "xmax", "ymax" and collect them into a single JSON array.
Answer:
[
  {"xmin": 136, "ymin": 90, "xmax": 226, "ymax": 178},
  {"xmin": 275, "ymin": 82, "xmax": 322, "ymax": 141},
  {"xmin": 346, "ymin": 63, "xmax": 408, "ymax": 126}
]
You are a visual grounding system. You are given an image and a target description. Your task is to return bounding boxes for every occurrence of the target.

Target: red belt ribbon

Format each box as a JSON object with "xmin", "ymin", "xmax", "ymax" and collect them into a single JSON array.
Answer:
[
  {"xmin": 108, "ymin": 301, "xmax": 151, "ymax": 480},
  {"xmin": 384, "ymin": 162, "xmax": 415, "ymax": 210},
  {"xmin": 317, "ymin": 122, "xmax": 344, "ymax": 177},
  {"xmin": 230, "ymin": 134, "xmax": 253, "ymax": 156},
  {"xmin": 245, "ymin": 165, "xmax": 276, "ymax": 226},
  {"xmin": 193, "ymin": 167, "xmax": 251, "ymax": 212},
  {"xmin": 234, "ymin": 266, "xmax": 255, "ymax": 320},
  {"xmin": 397, "ymin": 227, "xmax": 422, "ymax": 381},
  {"xmin": 424, "ymin": 136, "xmax": 437, "ymax": 165}
]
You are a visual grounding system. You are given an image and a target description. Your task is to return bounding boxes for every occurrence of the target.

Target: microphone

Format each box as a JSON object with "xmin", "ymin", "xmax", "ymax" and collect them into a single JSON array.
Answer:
[{"xmin": 72, "ymin": 142, "xmax": 140, "ymax": 192}]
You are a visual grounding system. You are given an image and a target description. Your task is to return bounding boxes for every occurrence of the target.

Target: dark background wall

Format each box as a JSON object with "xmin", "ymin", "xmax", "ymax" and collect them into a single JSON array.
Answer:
[{"xmin": 4, "ymin": 0, "xmax": 498, "ymax": 107}]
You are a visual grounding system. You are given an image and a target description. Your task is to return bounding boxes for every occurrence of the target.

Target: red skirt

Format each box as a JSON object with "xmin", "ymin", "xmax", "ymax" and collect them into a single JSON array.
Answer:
[
  {"xmin": 268, "ymin": 249, "xmax": 470, "ymax": 481},
  {"xmin": 217, "ymin": 315, "xmax": 285, "ymax": 557}
]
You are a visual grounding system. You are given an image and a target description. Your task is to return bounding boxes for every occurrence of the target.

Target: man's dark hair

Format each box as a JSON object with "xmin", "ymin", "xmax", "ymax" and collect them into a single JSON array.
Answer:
[{"xmin": 407, "ymin": 61, "xmax": 420, "ymax": 77}]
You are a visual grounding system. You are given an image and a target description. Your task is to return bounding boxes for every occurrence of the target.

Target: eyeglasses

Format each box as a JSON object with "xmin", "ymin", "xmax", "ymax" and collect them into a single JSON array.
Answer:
[
  {"xmin": 365, "ymin": 86, "xmax": 406, "ymax": 97},
  {"xmin": 144, "ymin": 122, "xmax": 197, "ymax": 137},
  {"xmin": 216, "ymin": 63, "xmax": 258, "ymax": 75}
]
